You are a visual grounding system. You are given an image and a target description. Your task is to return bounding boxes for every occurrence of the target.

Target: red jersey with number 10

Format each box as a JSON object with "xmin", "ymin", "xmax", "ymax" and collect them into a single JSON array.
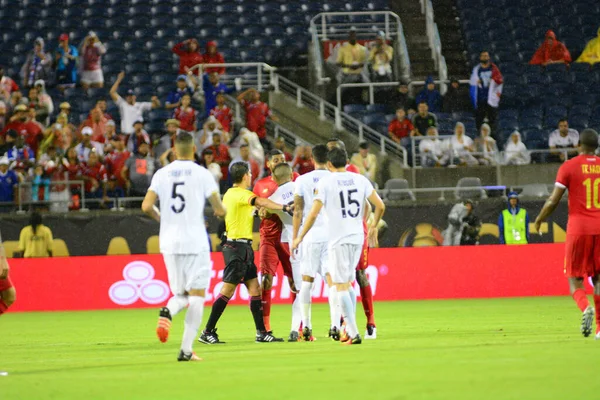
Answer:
[{"xmin": 556, "ymin": 154, "xmax": 600, "ymax": 235}]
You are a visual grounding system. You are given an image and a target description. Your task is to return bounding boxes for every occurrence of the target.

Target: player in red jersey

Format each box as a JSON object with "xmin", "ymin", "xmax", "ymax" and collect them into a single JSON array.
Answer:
[
  {"xmin": 253, "ymin": 149, "xmax": 299, "ymax": 334},
  {"xmin": 327, "ymin": 139, "xmax": 377, "ymax": 339},
  {"xmin": 535, "ymin": 129, "xmax": 600, "ymax": 338},
  {"xmin": 0, "ymin": 229, "xmax": 15, "ymax": 317}
]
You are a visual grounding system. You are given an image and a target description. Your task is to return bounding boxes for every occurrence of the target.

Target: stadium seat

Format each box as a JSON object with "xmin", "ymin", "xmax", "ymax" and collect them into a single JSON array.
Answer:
[
  {"xmin": 343, "ymin": 104, "xmax": 367, "ymax": 114},
  {"xmin": 366, "ymin": 104, "xmax": 388, "ymax": 114},
  {"xmin": 454, "ymin": 177, "xmax": 487, "ymax": 200},
  {"xmin": 384, "ymin": 179, "xmax": 416, "ymax": 202},
  {"xmin": 519, "ymin": 184, "xmax": 550, "ymax": 198}
]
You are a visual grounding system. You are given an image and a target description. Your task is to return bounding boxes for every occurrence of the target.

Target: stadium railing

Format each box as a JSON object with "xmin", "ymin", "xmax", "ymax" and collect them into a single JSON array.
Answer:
[
  {"xmin": 189, "ymin": 62, "xmax": 277, "ymax": 93},
  {"xmin": 378, "ymin": 185, "xmax": 506, "ymax": 202},
  {"xmin": 420, "ymin": 0, "xmax": 448, "ymax": 94},
  {"xmin": 14, "ymin": 180, "xmax": 85, "ymax": 213}
]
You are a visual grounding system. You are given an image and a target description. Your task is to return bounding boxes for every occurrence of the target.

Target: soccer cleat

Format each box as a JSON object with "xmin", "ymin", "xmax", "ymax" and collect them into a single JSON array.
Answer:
[
  {"xmin": 302, "ymin": 327, "xmax": 314, "ymax": 342},
  {"xmin": 581, "ymin": 306, "xmax": 595, "ymax": 337},
  {"xmin": 177, "ymin": 350, "xmax": 203, "ymax": 362},
  {"xmin": 198, "ymin": 329, "xmax": 225, "ymax": 344},
  {"xmin": 595, "ymin": 331, "xmax": 600, "ymax": 340},
  {"xmin": 256, "ymin": 332, "xmax": 284, "ymax": 343},
  {"xmin": 329, "ymin": 327, "xmax": 340, "ymax": 341},
  {"xmin": 343, "ymin": 334, "xmax": 362, "ymax": 346},
  {"xmin": 288, "ymin": 331, "xmax": 300, "ymax": 342},
  {"xmin": 364, "ymin": 325, "xmax": 377, "ymax": 340},
  {"xmin": 156, "ymin": 307, "xmax": 172, "ymax": 343}
]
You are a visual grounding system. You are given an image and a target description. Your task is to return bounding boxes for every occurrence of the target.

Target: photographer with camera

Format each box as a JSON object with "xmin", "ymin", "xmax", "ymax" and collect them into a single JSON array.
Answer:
[
  {"xmin": 443, "ymin": 199, "xmax": 475, "ymax": 246},
  {"xmin": 460, "ymin": 205, "xmax": 481, "ymax": 246}
]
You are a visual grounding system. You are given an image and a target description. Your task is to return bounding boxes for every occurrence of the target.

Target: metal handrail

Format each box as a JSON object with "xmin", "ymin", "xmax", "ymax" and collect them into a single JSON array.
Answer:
[
  {"xmin": 16, "ymin": 180, "xmax": 85, "ymax": 213},
  {"xmin": 378, "ymin": 185, "xmax": 506, "ymax": 202},
  {"xmin": 188, "ymin": 62, "xmax": 276, "ymax": 92}
]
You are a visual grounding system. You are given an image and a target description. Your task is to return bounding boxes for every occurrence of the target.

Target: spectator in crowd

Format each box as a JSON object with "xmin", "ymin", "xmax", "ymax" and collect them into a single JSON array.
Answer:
[
  {"xmin": 470, "ymin": 51, "xmax": 503, "ymax": 137},
  {"xmin": 21, "ymin": 37, "xmax": 52, "ymax": 88},
  {"xmin": 0, "ymin": 66, "xmax": 19, "ymax": 103},
  {"xmin": 498, "ymin": 192, "xmax": 529, "ymax": 245},
  {"xmin": 210, "ymin": 93, "xmax": 233, "ymax": 133},
  {"xmin": 34, "ymin": 80, "xmax": 54, "ymax": 121},
  {"xmin": 237, "ymin": 87, "xmax": 277, "ymax": 148},
  {"xmin": 6, "ymin": 131, "xmax": 35, "ymax": 167},
  {"xmin": 412, "ymin": 101, "xmax": 437, "ymax": 136},
  {"xmin": 460, "ymin": 205, "xmax": 481, "ymax": 246},
  {"xmin": 200, "ymin": 148, "xmax": 223, "ymax": 185},
  {"xmin": 38, "ymin": 144, "xmax": 60, "ymax": 168},
  {"xmin": 4, "ymin": 104, "xmax": 41, "ymax": 152},
  {"xmin": 202, "ymin": 41, "xmax": 225, "ymax": 75},
  {"xmin": 24, "ymin": 106, "xmax": 44, "ymax": 154},
  {"xmin": 388, "ymin": 108, "xmax": 415, "ymax": 146},
  {"xmin": 28, "ymin": 87, "xmax": 50, "ymax": 126},
  {"xmin": 38, "ymin": 123, "xmax": 62, "ymax": 159},
  {"xmin": 443, "ymin": 199, "xmax": 473, "ymax": 246},
  {"xmin": 386, "ymin": 80, "xmax": 415, "ymax": 114},
  {"xmin": 90, "ymin": 98, "xmax": 112, "ymax": 120},
  {"xmin": 203, "ymin": 72, "xmax": 234, "ymax": 116},
  {"xmin": 350, "ymin": 141, "xmax": 377, "ymax": 181},
  {"xmin": 105, "ymin": 176, "xmax": 125, "ymax": 202},
  {"xmin": 172, "ymin": 39, "xmax": 203, "ymax": 74},
  {"xmin": 273, "ymin": 137, "xmax": 293, "ymax": 162},
  {"xmin": 110, "ymin": 72, "xmax": 160, "ymax": 136},
  {"xmin": 416, "ymin": 76, "xmax": 442, "ymax": 113},
  {"xmin": 128, "ymin": 120, "xmax": 151, "ymax": 154},
  {"xmin": 576, "ymin": 27, "xmax": 600, "ymax": 65},
  {"xmin": 503, "ymin": 131, "xmax": 530, "ymax": 165},
  {"xmin": 197, "ymin": 115, "xmax": 224, "ymax": 150},
  {"xmin": 121, "ymin": 139, "xmax": 158, "ymax": 197},
  {"xmin": 236, "ymin": 127, "xmax": 265, "ymax": 169},
  {"xmin": 8, "ymin": 90, "xmax": 27, "ymax": 116},
  {"xmin": 61, "ymin": 146, "xmax": 83, "ymax": 209},
  {"xmin": 55, "ymin": 33, "xmax": 78, "ymax": 90},
  {"xmin": 0, "ymin": 129, "xmax": 16, "ymax": 156},
  {"xmin": 81, "ymin": 106, "xmax": 108, "ymax": 144},
  {"xmin": 105, "ymin": 136, "xmax": 130, "ymax": 190},
  {"xmin": 75, "ymin": 127, "xmax": 104, "ymax": 162},
  {"xmin": 105, "ymin": 119, "xmax": 116, "ymax": 138},
  {"xmin": 449, "ymin": 122, "xmax": 477, "ymax": 166},
  {"xmin": 15, "ymin": 212, "xmax": 53, "ymax": 257},
  {"xmin": 548, "ymin": 118, "xmax": 579, "ymax": 162},
  {"xmin": 420, "ymin": 126, "xmax": 448, "ymax": 167},
  {"xmin": 59, "ymin": 102, "xmax": 71, "ymax": 120},
  {"xmin": 230, "ymin": 143, "xmax": 260, "ymax": 185},
  {"xmin": 82, "ymin": 151, "xmax": 109, "ymax": 206},
  {"xmin": 336, "ymin": 29, "xmax": 368, "ymax": 104},
  {"xmin": 0, "ymin": 101, "xmax": 7, "ymax": 132},
  {"xmin": 79, "ymin": 31, "xmax": 106, "ymax": 90},
  {"xmin": 155, "ymin": 119, "xmax": 181, "ymax": 164},
  {"xmin": 292, "ymin": 145, "xmax": 315, "ymax": 176},
  {"xmin": 31, "ymin": 163, "xmax": 51, "ymax": 202},
  {"xmin": 173, "ymin": 93, "xmax": 198, "ymax": 133},
  {"xmin": 165, "ymin": 75, "xmax": 194, "ymax": 110},
  {"xmin": 474, "ymin": 123, "xmax": 498, "ymax": 165},
  {"xmin": 529, "ymin": 30, "xmax": 571, "ymax": 66},
  {"xmin": 369, "ymin": 31, "xmax": 393, "ymax": 82},
  {"xmin": 55, "ymin": 112, "xmax": 73, "ymax": 152},
  {"xmin": 206, "ymin": 132, "xmax": 231, "ymax": 191},
  {"xmin": 443, "ymin": 78, "xmax": 471, "ymax": 113},
  {"xmin": 0, "ymin": 156, "xmax": 20, "ymax": 206}
]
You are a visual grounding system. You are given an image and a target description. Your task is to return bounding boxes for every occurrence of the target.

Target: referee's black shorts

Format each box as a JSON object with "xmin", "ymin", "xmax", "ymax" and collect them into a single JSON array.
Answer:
[{"xmin": 222, "ymin": 241, "xmax": 258, "ymax": 284}]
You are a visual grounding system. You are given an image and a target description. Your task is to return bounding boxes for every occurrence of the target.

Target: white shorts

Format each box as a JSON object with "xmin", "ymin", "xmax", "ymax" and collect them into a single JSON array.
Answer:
[
  {"xmin": 80, "ymin": 69, "xmax": 104, "ymax": 84},
  {"xmin": 162, "ymin": 252, "xmax": 211, "ymax": 295},
  {"xmin": 301, "ymin": 241, "xmax": 328, "ymax": 278},
  {"xmin": 328, "ymin": 243, "xmax": 362, "ymax": 284}
]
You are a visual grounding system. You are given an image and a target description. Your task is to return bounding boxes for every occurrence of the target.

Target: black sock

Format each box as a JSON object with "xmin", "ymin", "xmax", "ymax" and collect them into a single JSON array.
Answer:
[
  {"xmin": 250, "ymin": 296, "xmax": 266, "ymax": 334},
  {"xmin": 204, "ymin": 294, "xmax": 230, "ymax": 332}
]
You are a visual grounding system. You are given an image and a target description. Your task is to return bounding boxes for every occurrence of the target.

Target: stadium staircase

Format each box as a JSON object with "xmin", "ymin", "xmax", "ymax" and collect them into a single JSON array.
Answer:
[{"xmin": 430, "ymin": 0, "xmax": 470, "ymax": 78}]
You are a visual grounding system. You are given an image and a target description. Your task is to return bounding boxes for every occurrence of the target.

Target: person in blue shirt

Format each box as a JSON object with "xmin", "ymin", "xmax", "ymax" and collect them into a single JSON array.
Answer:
[
  {"xmin": 0, "ymin": 157, "xmax": 20, "ymax": 206},
  {"xmin": 415, "ymin": 76, "xmax": 442, "ymax": 113},
  {"xmin": 202, "ymin": 72, "xmax": 234, "ymax": 116},
  {"xmin": 55, "ymin": 33, "xmax": 78, "ymax": 90},
  {"xmin": 6, "ymin": 135, "xmax": 35, "ymax": 167},
  {"xmin": 165, "ymin": 75, "xmax": 194, "ymax": 110}
]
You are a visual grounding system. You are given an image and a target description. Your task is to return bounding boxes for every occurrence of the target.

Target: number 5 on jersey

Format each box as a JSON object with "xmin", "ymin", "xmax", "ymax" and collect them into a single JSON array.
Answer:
[{"xmin": 171, "ymin": 182, "xmax": 185, "ymax": 213}]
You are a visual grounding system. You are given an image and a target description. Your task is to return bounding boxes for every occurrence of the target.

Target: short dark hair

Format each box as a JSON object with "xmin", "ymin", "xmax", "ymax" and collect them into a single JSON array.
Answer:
[
  {"xmin": 175, "ymin": 131, "xmax": 194, "ymax": 145},
  {"xmin": 418, "ymin": 100, "xmax": 428, "ymax": 106},
  {"xmin": 312, "ymin": 144, "xmax": 328, "ymax": 164},
  {"xmin": 359, "ymin": 141, "xmax": 369, "ymax": 150},
  {"xmin": 272, "ymin": 162, "xmax": 292, "ymax": 184},
  {"xmin": 240, "ymin": 143, "xmax": 249, "ymax": 149},
  {"xmin": 230, "ymin": 162, "xmax": 250, "ymax": 184},
  {"xmin": 268, "ymin": 149, "xmax": 284, "ymax": 160},
  {"xmin": 328, "ymin": 147, "xmax": 348, "ymax": 168},
  {"xmin": 327, "ymin": 138, "xmax": 346, "ymax": 151},
  {"xmin": 96, "ymin": 98, "xmax": 106, "ymax": 103},
  {"xmin": 558, "ymin": 118, "xmax": 569, "ymax": 125},
  {"xmin": 580, "ymin": 129, "xmax": 599, "ymax": 151}
]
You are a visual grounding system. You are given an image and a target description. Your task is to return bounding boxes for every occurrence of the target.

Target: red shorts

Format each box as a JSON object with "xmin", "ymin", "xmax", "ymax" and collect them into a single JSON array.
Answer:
[
  {"xmin": 259, "ymin": 240, "xmax": 293, "ymax": 279},
  {"xmin": 0, "ymin": 276, "xmax": 14, "ymax": 292},
  {"xmin": 564, "ymin": 234, "xmax": 600, "ymax": 278},
  {"xmin": 355, "ymin": 238, "xmax": 369, "ymax": 271}
]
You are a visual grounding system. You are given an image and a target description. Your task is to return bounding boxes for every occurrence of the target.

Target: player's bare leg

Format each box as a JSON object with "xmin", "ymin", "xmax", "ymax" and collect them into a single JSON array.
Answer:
[
  {"xmin": 0, "ymin": 287, "xmax": 16, "ymax": 317},
  {"xmin": 357, "ymin": 268, "xmax": 377, "ymax": 339},
  {"xmin": 261, "ymin": 273, "xmax": 274, "ymax": 332},
  {"xmin": 249, "ymin": 278, "xmax": 283, "ymax": 342},
  {"xmin": 569, "ymin": 277, "xmax": 594, "ymax": 337},
  {"xmin": 200, "ymin": 283, "xmax": 237, "ymax": 345},
  {"xmin": 177, "ymin": 288, "xmax": 206, "ymax": 362},
  {"xmin": 157, "ymin": 294, "xmax": 189, "ymax": 343}
]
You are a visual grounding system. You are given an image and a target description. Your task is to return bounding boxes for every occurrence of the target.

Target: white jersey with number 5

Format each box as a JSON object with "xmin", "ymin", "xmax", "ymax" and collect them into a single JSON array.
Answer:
[
  {"xmin": 148, "ymin": 160, "xmax": 219, "ymax": 254},
  {"xmin": 294, "ymin": 169, "xmax": 330, "ymax": 244},
  {"xmin": 315, "ymin": 171, "xmax": 374, "ymax": 246},
  {"xmin": 268, "ymin": 181, "xmax": 295, "ymax": 243}
]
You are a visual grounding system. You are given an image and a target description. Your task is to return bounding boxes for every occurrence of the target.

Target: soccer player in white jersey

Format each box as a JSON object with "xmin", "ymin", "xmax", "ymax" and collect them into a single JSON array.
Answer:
[
  {"xmin": 142, "ymin": 131, "xmax": 226, "ymax": 362},
  {"xmin": 267, "ymin": 163, "xmax": 304, "ymax": 341},
  {"xmin": 292, "ymin": 147, "xmax": 385, "ymax": 345},
  {"xmin": 292, "ymin": 144, "xmax": 335, "ymax": 341}
]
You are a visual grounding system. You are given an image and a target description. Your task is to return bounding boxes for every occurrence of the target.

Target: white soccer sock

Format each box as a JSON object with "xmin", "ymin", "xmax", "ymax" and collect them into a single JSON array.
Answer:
[
  {"xmin": 291, "ymin": 294, "xmax": 302, "ymax": 332},
  {"xmin": 338, "ymin": 290, "xmax": 358, "ymax": 338},
  {"xmin": 329, "ymin": 286, "xmax": 340, "ymax": 329},
  {"xmin": 166, "ymin": 295, "xmax": 189, "ymax": 317},
  {"xmin": 181, "ymin": 296, "xmax": 205, "ymax": 354},
  {"xmin": 348, "ymin": 285, "xmax": 357, "ymax": 315},
  {"xmin": 300, "ymin": 281, "xmax": 313, "ymax": 329}
]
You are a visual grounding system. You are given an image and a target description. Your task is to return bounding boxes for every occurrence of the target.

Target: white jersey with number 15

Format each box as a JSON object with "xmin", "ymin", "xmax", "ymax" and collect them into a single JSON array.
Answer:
[
  {"xmin": 314, "ymin": 171, "xmax": 374, "ymax": 247},
  {"xmin": 148, "ymin": 160, "xmax": 219, "ymax": 254}
]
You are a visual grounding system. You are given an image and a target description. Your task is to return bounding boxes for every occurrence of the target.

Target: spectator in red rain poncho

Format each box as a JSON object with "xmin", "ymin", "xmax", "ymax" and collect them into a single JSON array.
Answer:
[
  {"xmin": 172, "ymin": 39, "xmax": 203, "ymax": 74},
  {"xmin": 529, "ymin": 30, "xmax": 572, "ymax": 66},
  {"xmin": 202, "ymin": 41, "xmax": 225, "ymax": 75}
]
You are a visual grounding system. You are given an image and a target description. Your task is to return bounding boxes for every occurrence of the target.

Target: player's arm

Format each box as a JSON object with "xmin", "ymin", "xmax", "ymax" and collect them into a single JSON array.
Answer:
[
  {"xmin": 292, "ymin": 194, "xmax": 304, "ymax": 241},
  {"xmin": 208, "ymin": 191, "xmax": 226, "ymax": 217},
  {"xmin": 534, "ymin": 185, "xmax": 566, "ymax": 232},
  {"xmin": 254, "ymin": 196, "xmax": 290, "ymax": 214},
  {"xmin": 0, "ymin": 232, "xmax": 9, "ymax": 279},
  {"xmin": 292, "ymin": 200, "xmax": 323, "ymax": 251},
  {"xmin": 141, "ymin": 190, "xmax": 161, "ymax": 222},
  {"xmin": 367, "ymin": 190, "xmax": 386, "ymax": 248}
]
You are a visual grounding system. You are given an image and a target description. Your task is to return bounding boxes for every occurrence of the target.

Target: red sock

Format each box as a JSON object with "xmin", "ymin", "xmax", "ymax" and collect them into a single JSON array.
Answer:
[
  {"xmin": 594, "ymin": 295, "xmax": 600, "ymax": 333},
  {"xmin": 573, "ymin": 288, "xmax": 590, "ymax": 312},
  {"xmin": 360, "ymin": 285, "xmax": 376, "ymax": 326},
  {"xmin": 0, "ymin": 299, "xmax": 7, "ymax": 315},
  {"xmin": 262, "ymin": 289, "xmax": 272, "ymax": 332}
]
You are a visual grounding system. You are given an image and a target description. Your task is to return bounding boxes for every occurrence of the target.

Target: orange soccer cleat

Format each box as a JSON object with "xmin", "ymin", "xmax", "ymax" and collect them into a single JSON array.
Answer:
[{"xmin": 156, "ymin": 307, "xmax": 172, "ymax": 343}]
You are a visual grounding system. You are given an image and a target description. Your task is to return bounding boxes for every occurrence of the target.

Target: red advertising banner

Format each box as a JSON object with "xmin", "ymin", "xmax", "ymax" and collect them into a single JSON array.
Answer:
[{"xmin": 7, "ymin": 244, "xmax": 576, "ymax": 312}]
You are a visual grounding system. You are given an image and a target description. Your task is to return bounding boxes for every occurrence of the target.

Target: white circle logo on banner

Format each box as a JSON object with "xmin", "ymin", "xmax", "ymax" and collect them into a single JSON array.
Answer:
[
  {"xmin": 123, "ymin": 261, "xmax": 155, "ymax": 283},
  {"xmin": 108, "ymin": 281, "xmax": 139, "ymax": 305},
  {"xmin": 108, "ymin": 260, "xmax": 170, "ymax": 306},
  {"xmin": 139, "ymin": 280, "xmax": 170, "ymax": 304}
]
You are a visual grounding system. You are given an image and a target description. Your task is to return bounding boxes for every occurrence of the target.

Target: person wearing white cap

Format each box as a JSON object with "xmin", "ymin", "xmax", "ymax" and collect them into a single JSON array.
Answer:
[
  {"xmin": 110, "ymin": 71, "xmax": 161, "ymax": 135},
  {"xmin": 80, "ymin": 31, "xmax": 106, "ymax": 90},
  {"xmin": 75, "ymin": 126, "xmax": 104, "ymax": 162},
  {"xmin": 369, "ymin": 31, "xmax": 393, "ymax": 81}
]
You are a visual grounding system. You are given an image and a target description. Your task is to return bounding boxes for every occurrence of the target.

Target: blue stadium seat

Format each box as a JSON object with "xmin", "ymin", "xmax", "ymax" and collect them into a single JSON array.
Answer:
[
  {"xmin": 569, "ymin": 115, "xmax": 589, "ymax": 131},
  {"xmin": 366, "ymin": 104, "xmax": 388, "ymax": 113},
  {"xmin": 570, "ymin": 104, "xmax": 592, "ymax": 117},
  {"xmin": 519, "ymin": 117, "xmax": 543, "ymax": 130},
  {"xmin": 343, "ymin": 104, "xmax": 367, "ymax": 114},
  {"xmin": 362, "ymin": 113, "xmax": 386, "ymax": 127}
]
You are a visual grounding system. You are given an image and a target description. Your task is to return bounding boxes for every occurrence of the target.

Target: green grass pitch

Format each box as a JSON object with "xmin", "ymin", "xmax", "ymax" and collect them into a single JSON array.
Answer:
[{"xmin": 2, "ymin": 297, "xmax": 600, "ymax": 400}]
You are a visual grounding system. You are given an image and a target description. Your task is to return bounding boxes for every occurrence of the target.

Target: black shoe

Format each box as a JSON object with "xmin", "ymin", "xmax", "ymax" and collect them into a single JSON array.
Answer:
[
  {"xmin": 198, "ymin": 328, "xmax": 225, "ymax": 344},
  {"xmin": 344, "ymin": 334, "xmax": 362, "ymax": 346},
  {"xmin": 256, "ymin": 332, "xmax": 284, "ymax": 343},
  {"xmin": 302, "ymin": 327, "xmax": 313, "ymax": 342},
  {"xmin": 177, "ymin": 350, "xmax": 202, "ymax": 362},
  {"xmin": 329, "ymin": 327, "xmax": 340, "ymax": 341},
  {"xmin": 288, "ymin": 331, "xmax": 299, "ymax": 342}
]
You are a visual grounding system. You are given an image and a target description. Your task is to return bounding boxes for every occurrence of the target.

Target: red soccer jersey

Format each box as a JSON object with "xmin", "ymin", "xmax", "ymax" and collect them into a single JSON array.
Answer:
[
  {"xmin": 210, "ymin": 105, "xmax": 233, "ymax": 133},
  {"xmin": 105, "ymin": 150, "xmax": 131, "ymax": 186},
  {"xmin": 293, "ymin": 156, "xmax": 315, "ymax": 175},
  {"xmin": 242, "ymin": 100, "xmax": 271, "ymax": 139},
  {"xmin": 173, "ymin": 106, "xmax": 197, "ymax": 132},
  {"xmin": 253, "ymin": 173, "xmax": 299, "ymax": 240},
  {"xmin": 556, "ymin": 154, "xmax": 600, "ymax": 235},
  {"xmin": 388, "ymin": 118, "xmax": 414, "ymax": 139},
  {"xmin": 82, "ymin": 162, "xmax": 108, "ymax": 192}
]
